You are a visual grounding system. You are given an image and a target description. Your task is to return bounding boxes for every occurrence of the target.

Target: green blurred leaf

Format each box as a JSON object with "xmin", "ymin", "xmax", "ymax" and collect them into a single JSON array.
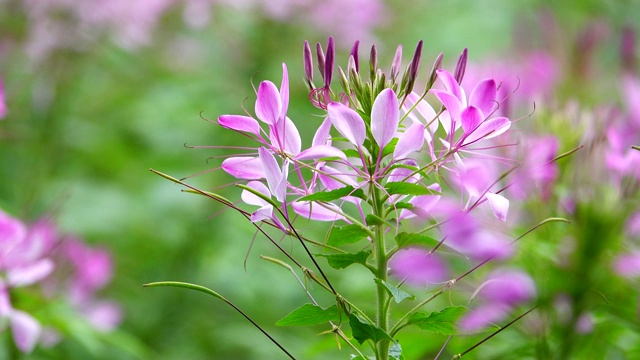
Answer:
[
  {"xmin": 300, "ymin": 186, "xmax": 365, "ymax": 202},
  {"xmin": 276, "ymin": 304, "xmax": 341, "ymax": 326},
  {"xmin": 375, "ymin": 279, "xmax": 415, "ymax": 303},
  {"xmin": 349, "ymin": 313, "xmax": 393, "ymax": 345},
  {"xmin": 316, "ymin": 251, "xmax": 371, "ymax": 269},
  {"xmin": 365, "ymin": 214, "xmax": 385, "ymax": 226},
  {"xmin": 395, "ymin": 232, "xmax": 439, "ymax": 249},
  {"xmin": 385, "ymin": 182, "xmax": 436, "ymax": 196},
  {"xmin": 407, "ymin": 306, "xmax": 465, "ymax": 335},
  {"xmin": 327, "ymin": 225, "xmax": 370, "ymax": 247}
]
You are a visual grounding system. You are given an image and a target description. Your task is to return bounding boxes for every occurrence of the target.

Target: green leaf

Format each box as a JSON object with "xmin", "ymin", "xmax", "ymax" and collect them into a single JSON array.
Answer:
[
  {"xmin": 327, "ymin": 225, "xmax": 370, "ymax": 247},
  {"xmin": 300, "ymin": 186, "xmax": 365, "ymax": 202},
  {"xmin": 385, "ymin": 182, "xmax": 437, "ymax": 196},
  {"xmin": 392, "ymin": 202, "xmax": 413, "ymax": 210},
  {"xmin": 375, "ymin": 279, "xmax": 415, "ymax": 303},
  {"xmin": 349, "ymin": 313, "xmax": 393, "ymax": 345},
  {"xmin": 276, "ymin": 304, "xmax": 342, "ymax": 326},
  {"xmin": 395, "ymin": 232, "xmax": 439, "ymax": 249},
  {"xmin": 365, "ymin": 214, "xmax": 385, "ymax": 226},
  {"xmin": 381, "ymin": 138, "xmax": 399, "ymax": 158},
  {"xmin": 343, "ymin": 149, "xmax": 360, "ymax": 159},
  {"xmin": 316, "ymin": 251, "xmax": 371, "ymax": 269},
  {"xmin": 407, "ymin": 306, "xmax": 465, "ymax": 335}
]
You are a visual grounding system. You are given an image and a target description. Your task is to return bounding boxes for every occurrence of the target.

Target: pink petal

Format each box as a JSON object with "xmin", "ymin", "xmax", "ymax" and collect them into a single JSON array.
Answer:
[
  {"xmin": 11, "ymin": 310, "xmax": 41, "ymax": 353},
  {"xmin": 0, "ymin": 281, "xmax": 11, "ymax": 317},
  {"xmin": 436, "ymin": 69, "xmax": 466, "ymax": 104},
  {"xmin": 0, "ymin": 209, "xmax": 27, "ymax": 255},
  {"xmin": 469, "ymin": 79, "xmax": 497, "ymax": 116},
  {"xmin": 312, "ymin": 117, "xmax": 333, "ymax": 146},
  {"xmin": 485, "ymin": 192, "xmax": 509, "ymax": 222},
  {"xmin": 389, "ymin": 248, "xmax": 448, "ymax": 286},
  {"xmin": 460, "ymin": 106, "xmax": 484, "ymax": 135},
  {"xmin": 280, "ymin": 63, "xmax": 289, "ymax": 120},
  {"xmin": 476, "ymin": 269, "xmax": 536, "ymax": 305},
  {"xmin": 459, "ymin": 304, "xmax": 510, "ymax": 332},
  {"xmin": 7, "ymin": 259, "xmax": 54, "ymax": 287},
  {"xmin": 295, "ymin": 145, "xmax": 346, "ymax": 161},
  {"xmin": 251, "ymin": 205, "xmax": 275, "ymax": 223},
  {"xmin": 269, "ymin": 117, "xmax": 301, "ymax": 155},
  {"xmin": 394, "ymin": 122, "xmax": 424, "ymax": 159},
  {"xmin": 221, "ymin": 157, "xmax": 264, "ymax": 179},
  {"xmin": 463, "ymin": 117, "xmax": 511, "ymax": 145},
  {"xmin": 404, "ymin": 92, "xmax": 438, "ymax": 133},
  {"xmin": 241, "ymin": 181, "xmax": 271, "ymax": 206},
  {"xmin": 327, "ymin": 102, "xmax": 366, "ymax": 147},
  {"xmin": 255, "ymin": 81, "xmax": 282, "ymax": 125},
  {"xmin": 292, "ymin": 201, "xmax": 346, "ymax": 222},
  {"xmin": 218, "ymin": 115, "xmax": 261, "ymax": 136},
  {"xmin": 258, "ymin": 148, "xmax": 286, "ymax": 202},
  {"xmin": 371, "ymin": 88, "xmax": 399, "ymax": 148},
  {"xmin": 614, "ymin": 252, "xmax": 640, "ymax": 277},
  {"xmin": 318, "ymin": 165, "xmax": 358, "ymax": 190}
]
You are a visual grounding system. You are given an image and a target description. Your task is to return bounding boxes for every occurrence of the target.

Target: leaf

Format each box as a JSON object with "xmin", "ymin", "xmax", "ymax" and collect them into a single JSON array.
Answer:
[
  {"xmin": 316, "ymin": 251, "xmax": 371, "ymax": 269},
  {"xmin": 349, "ymin": 313, "xmax": 393, "ymax": 345},
  {"xmin": 385, "ymin": 182, "xmax": 438, "ymax": 196},
  {"xmin": 381, "ymin": 138, "xmax": 399, "ymax": 158},
  {"xmin": 300, "ymin": 186, "xmax": 365, "ymax": 202},
  {"xmin": 327, "ymin": 225, "xmax": 370, "ymax": 247},
  {"xmin": 406, "ymin": 306, "xmax": 465, "ymax": 335},
  {"xmin": 392, "ymin": 202, "xmax": 413, "ymax": 210},
  {"xmin": 365, "ymin": 214, "xmax": 385, "ymax": 226},
  {"xmin": 375, "ymin": 279, "xmax": 415, "ymax": 303},
  {"xmin": 276, "ymin": 304, "xmax": 342, "ymax": 326},
  {"xmin": 343, "ymin": 149, "xmax": 361, "ymax": 159},
  {"xmin": 395, "ymin": 232, "xmax": 439, "ymax": 249}
]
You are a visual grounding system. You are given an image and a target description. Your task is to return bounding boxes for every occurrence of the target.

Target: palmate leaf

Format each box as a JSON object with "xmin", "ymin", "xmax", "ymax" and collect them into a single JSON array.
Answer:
[
  {"xmin": 385, "ymin": 182, "xmax": 438, "ymax": 196},
  {"xmin": 276, "ymin": 304, "xmax": 342, "ymax": 326},
  {"xmin": 406, "ymin": 306, "xmax": 465, "ymax": 335},
  {"xmin": 349, "ymin": 313, "xmax": 393, "ymax": 345},
  {"xmin": 299, "ymin": 186, "xmax": 365, "ymax": 202},
  {"xmin": 316, "ymin": 251, "xmax": 371, "ymax": 269},
  {"xmin": 327, "ymin": 225, "xmax": 370, "ymax": 247}
]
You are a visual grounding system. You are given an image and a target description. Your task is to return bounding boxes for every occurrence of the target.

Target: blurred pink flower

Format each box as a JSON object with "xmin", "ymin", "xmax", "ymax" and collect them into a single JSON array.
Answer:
[
  {"xmin": 613, "ymin": 252, "xmax": 640, "ymax": 278},
  {"xmin": 510, "ymin": 136, "xmax": 559, "ymax": 201},
  {"xmin": 0, "ymin": 78, "xmax": 6, "ymax": 119},
  {"xmin": 388, "ymin": 248, "xmax": 448, "ymax": 287}
]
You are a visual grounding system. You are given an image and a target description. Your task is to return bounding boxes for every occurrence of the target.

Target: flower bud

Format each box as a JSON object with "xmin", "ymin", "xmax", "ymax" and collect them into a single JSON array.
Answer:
[
  {"xmin": 390, "ymin": 45, "xmax": 403, "ymax": 83},
  {"xmin": 369, "ymin": 44, "xmax": 378, "ymax": 79},
  {"xmin": 324, "ymin": 36, "xmax": 335, "ymax": 88},
  {"xmin": 426, "ymin": 52, "xmax": 444, "ymax": 90},
  {"xmin": 303, "ymin": 40, "xmax": 314, "ymax": 86},
  {"xmin": 453, "ymin": 48, "xmax": 468, "ymax": 84},
  {"xmin": 350, "ymin": 40, "xmax": 360, "ymax": 73},
  {"xmin": 315, "ymin": 42, "xmax": 325, "ymax": 80}
]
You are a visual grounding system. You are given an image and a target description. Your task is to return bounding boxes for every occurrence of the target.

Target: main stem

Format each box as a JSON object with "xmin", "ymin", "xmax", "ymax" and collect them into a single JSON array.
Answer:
[{"xmin": 372, "ymin": 186, "xmax": 390, "ymax": 360}]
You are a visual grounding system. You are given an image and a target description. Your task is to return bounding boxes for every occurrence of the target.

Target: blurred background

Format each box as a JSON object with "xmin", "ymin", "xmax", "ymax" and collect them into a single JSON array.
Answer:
[{"xmin": 1, "ymin": 0, "xmax": 639, "ymax": 359}]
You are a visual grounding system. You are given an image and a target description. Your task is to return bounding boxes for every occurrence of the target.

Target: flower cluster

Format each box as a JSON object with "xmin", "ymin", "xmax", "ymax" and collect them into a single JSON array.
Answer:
[
  {"xmin": 0, "ymin": 207, "xmax": 121, "ymax": 353},
  {"xmin": 171, "ymin": 37, "xmax": 540, "ymax": 358}
]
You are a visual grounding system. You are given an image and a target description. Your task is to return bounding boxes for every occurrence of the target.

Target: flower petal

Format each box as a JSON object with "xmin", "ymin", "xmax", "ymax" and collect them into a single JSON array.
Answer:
[
  {"xmin": 469, "ymin": 79, "xmax": 497, "ymax": 116},
  {"xmin": 7, "ymin": 259, "xmax": 54, "ymax": 287},
  {"xmin": 241, "ymin": 181, "xmax": 271, "ymax": 206},
  {"xmin": 389, "ymin": 248, "xmax": 448, "ymax": 286},
  {"xmin": 312, "ymin": 117, "xmax": 333, "ymax": 146},
  {"xmin": 436, "ymin": 69, "xmax": 466, "ymax": 105},
  {"xmin": 270, "ymin": 117, "xmax": 301, "ymax": 155},
  {"xmin": 11, "ymin": 310, "xmax": 41, "ymax": 353},
  {"xmin": 327, "ymin": 102, "xmax": 366, "ymax": 146},
  {"xmin": 251, "ymin": 204, "xmax": 275, "ymax": 223},
  {"xmin": 255, "ymin": 81, "xmax": 282, "ymax": 125},
  {"xmin": 463, "ymin": 117, "xmax": 511, "ymax": 145},
  {"xmin": 460, "ymin": 106, "xmax": 483, "ymax": 135},
  {"xmin": 280, "ymin": 63, "xmax": 289, "ymax": 120},
  {"xmin": 295, "ymin": 145, "xmax": 346, "ymax": 161},
  {"xmin": 221, "ymin": 157, "xmax": 264, "ymax": 179},
  {"xmin": 485, "ymin": 192, "xmax": 509, "ymax": 222},
  {"xmin": 218, "ymin": 115, "xmax": 261, "ymax": 136},
  {"xmin": 371, "ymin": 88, "xmax": 399, "ymax": 148},
  {"xmin": 258, "ymin": 147, "xmax": 286, "ymax": 202},
  {"xmin": 394, "ymin": 122, "xmax": 425, "ymax": 159},
  {"xmin": 292, "ymin": 201, "xmax": 346, "ymax": 222}
]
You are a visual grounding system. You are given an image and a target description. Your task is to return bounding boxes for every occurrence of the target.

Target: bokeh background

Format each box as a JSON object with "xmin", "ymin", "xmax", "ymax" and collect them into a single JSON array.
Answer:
[{"xmin": 1, "ymin": 0, "xmax": 640, "ymax": 359}]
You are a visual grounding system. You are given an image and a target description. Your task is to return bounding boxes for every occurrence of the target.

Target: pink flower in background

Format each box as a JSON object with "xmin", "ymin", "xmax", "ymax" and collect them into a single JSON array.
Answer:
[
  {"xmin": 388, "ymin": 248, "xmax": 448, "ymax": 287},
  {"xmin": 510, "ymin": 136, "xmax": 559, "ymax": 201},
  {"xmin": 459, "ymin": 269, "xmax": 536, "ymax": 332},
  {"xmin": 0, "ymin": 78, "xmax": 7, "ymax": 119}
]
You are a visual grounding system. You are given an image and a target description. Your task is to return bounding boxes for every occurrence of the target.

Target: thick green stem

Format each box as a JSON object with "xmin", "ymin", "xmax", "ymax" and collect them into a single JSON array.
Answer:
[{"xmin": 372, "ymin": 186, "xmax": 390, "ymax": 360}]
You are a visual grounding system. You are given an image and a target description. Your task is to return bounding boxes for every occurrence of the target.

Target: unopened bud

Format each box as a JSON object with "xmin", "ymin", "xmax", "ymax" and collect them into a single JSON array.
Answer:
[
  {"xmin": 390, "ymin": 45, "xmax": 403, "ymax": 82},
  {"xmin": 369, "ymin": 44, "xmax": 378, "ymax": 79},
  {"xmin": 303, "ymin": 40, "xmax": 314, "ymax": 85},
  {"xmin": 337, "ymin": 66, "xmax": 350, "ymax": 96},
  {"xmin": 324, "ymin": 36, "xmax": 335, "ymax": 87},
  {"xmin": 405, "ymin": 40, "xmax": 423, "ymax": 94},
  {"xmin": 453, "ymin": 48, "xmax": 468, "ymax": 84},
  {"xmin": 350, "ymin": 40, "xmax": 360, "ymax": 73},
  {"xmin": 316, "ymin": 42, "xmax": 326, "ymax": 80},
  {"xmin": 427, "ymin": 52, "xmax": 444, "ymax": 90}
]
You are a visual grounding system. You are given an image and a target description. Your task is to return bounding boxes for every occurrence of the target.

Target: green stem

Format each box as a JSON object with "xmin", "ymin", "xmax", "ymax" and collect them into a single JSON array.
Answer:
[{"xmin": 372, "ymin": 186, "xmax": 390, "ymax": 360}]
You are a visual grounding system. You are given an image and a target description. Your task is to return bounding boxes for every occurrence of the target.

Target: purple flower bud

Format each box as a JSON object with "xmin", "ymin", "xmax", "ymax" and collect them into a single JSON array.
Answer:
[
  {"xmin": 405, "ymin": 40, "xmax": 423, "ymax": 95},
  {"xmin": 315, "ymin": 42, "xmax": 326, "ymax": 80},
  {"xmin": 453, "ymin": 48, "xmax": 468, "ymax": 84},
  {"xmin": 350, "ymin": 40, "xmax": 360, "ymax": 73},
  {"xmin": 303, "ymin": 40, "xmax": 314, "ymax": 84},
  {"xmin": 369, "ymin": 44, "xmax": 378, "ymax": 78},
  {"xmin": 390, "ymin": 45, "xmax": 402, "ymax": 82},
  {"xmin": 427, "ymin": 52, "xmax": 444, "ymax": 89},
  {"xmin": 324, "ymin": 36, "xmax": 335, "ymax": 87}
]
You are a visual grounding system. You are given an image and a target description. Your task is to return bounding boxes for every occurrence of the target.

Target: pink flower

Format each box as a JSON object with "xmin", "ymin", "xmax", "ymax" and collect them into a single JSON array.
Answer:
[
  {"xmin": 0, "ymin": 77, "xmax": 6, "ymax": 119},
  {"xmin": 388, "ymin": 248, "xmax": 448, "ymax": 287}
]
